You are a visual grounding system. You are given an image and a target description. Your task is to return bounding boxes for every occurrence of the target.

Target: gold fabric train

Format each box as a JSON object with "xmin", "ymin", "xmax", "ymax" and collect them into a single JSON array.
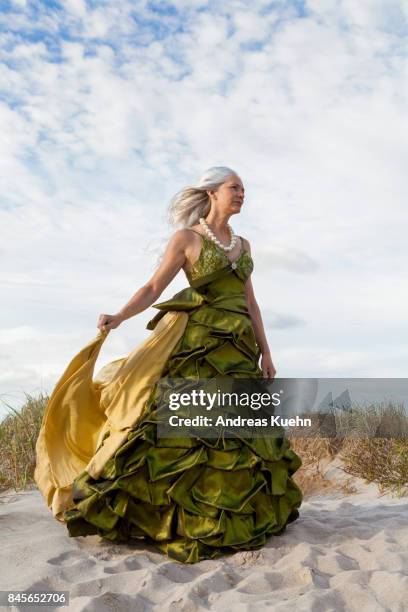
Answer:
[
  {"xmin": 35, "ymin": 234, "xmax": 303, "ymax": 563},
  {"xmin": 34, "ymin": 310, "xmax": 189, "ymax": 521}
]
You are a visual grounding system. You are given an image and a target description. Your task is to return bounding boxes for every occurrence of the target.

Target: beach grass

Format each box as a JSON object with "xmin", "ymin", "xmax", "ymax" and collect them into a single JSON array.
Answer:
[
  {"xmin": 0, "ymin": 392, "xmax": 48, "ymax": 492},
  {"xmin": 0, "ymin": 394, "xmax": 407, "ymax": 498},
  {"xmin": 290, "ymin": 402, "xmax": 408, "ymax": 498}
]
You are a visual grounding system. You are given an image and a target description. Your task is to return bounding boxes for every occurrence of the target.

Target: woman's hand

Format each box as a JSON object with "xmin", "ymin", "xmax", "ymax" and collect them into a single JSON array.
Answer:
[
  {"xmin": 261, "ymin": 352, "xmax": 276, "ymax": 379},
  {"xmin": 97, "ymin": 313, "xmax": 123, "ymax": 332}
]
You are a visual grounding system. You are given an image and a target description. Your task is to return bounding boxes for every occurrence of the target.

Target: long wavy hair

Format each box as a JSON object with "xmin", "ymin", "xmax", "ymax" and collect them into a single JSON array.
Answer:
[
  {"xmin": 151, "ymin": 166, "xmax": 239, "ymax": 270},
  {"xmin": 167, "ymin": 165, "xmax": 238, "ymax": 229}
]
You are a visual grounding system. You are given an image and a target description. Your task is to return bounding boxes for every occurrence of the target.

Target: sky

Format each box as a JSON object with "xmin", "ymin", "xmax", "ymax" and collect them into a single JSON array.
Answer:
[{"xmin": 0, "ymin": 0, "xmax": 407, "ymax": 419}]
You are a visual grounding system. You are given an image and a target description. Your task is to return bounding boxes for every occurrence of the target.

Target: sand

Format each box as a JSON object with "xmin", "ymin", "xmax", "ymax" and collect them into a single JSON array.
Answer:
[{"xmin": 1, "ymin": 464, "xmax": 407, "ymax": 611}]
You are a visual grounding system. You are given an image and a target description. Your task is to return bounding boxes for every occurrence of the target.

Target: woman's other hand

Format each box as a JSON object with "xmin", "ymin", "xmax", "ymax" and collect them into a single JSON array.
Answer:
[
  {"xmin": 97, "ymin": 313, "xmax": 123, "ymax": 332},
  {"xmin": 261, "ymin": 353, "xmax": 276, "ymax": 379}
]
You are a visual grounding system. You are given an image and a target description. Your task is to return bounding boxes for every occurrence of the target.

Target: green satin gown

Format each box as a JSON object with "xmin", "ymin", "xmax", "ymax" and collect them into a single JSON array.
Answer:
[{"xmin": 63, "ymin": 231, "xmax": 303, "ymax": 563}]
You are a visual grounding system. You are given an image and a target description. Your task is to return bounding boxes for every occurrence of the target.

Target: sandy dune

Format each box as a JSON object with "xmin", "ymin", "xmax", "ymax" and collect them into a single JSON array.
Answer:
[{"xmin": 1, "ymin": 468, "xmax": 407, "ymax": 611}]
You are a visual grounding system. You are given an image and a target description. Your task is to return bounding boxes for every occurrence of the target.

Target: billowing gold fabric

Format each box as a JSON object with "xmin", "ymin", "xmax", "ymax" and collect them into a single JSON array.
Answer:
[
  {"xmin": 34, "ymin": 311, "xmax": 189, "ymax": 520},
  {"xmin": 35, "ymin": 233, "xmax": 303, "ymax": 563}
]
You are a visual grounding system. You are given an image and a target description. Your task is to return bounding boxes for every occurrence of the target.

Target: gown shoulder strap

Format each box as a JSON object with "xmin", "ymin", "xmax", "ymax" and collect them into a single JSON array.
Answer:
[
  {"xmin": 238, "ymin": 235, "xmax": 249, "ymax": 253},
  {"xmin": 185, "ymin": 228, "xmax": 206, "ymax": 248}
]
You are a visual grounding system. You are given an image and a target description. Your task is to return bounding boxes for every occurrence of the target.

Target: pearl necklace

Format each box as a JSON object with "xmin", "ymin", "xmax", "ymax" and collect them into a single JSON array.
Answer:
[{"xmin": 199, "ymin": 217, "xmax": 237, "ymax": 252}]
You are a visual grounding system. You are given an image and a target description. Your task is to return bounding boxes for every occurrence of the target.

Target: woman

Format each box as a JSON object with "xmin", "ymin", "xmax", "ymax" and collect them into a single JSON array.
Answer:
[{"xmin": 34, "ymin": 166, "xmax": 303, "ymax": 564}]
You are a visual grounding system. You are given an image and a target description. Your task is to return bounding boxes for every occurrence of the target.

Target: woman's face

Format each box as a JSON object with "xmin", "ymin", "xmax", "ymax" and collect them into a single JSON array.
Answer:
[{"xmin": 208, "ymin": 174, "xmax": 245, "ymax": 215}]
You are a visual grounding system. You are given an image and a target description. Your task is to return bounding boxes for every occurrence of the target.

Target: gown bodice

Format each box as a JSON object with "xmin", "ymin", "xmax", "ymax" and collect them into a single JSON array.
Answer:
[
  {"xmin": 146, "ymin": 230, "xmax": 255, "ymax": 332},
  {"xmin": 184, "ymin": 231, "xmax": 254, "ymax": 288}
]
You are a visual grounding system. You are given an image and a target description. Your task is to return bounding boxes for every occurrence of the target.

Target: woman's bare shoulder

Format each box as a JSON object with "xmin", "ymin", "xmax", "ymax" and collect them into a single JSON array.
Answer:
[
  {"xmin": 167, "ymin": 229, "xmax": 203, "ymax": 265},
  {"xmin": 240, "ymin": 236, "xmax": 252, "ymax": 253},
  {"xmin": 169, "ymin": 227, "xmax": 204, "ymax": 272},
  {"xmin": 186, "ymin": 224, "xmax": 205, "ymax": 236},
  {"xmin": 172, "ymin": 225, "xmax": 206, "ymax": 246},
  {"xmin": 170, "ymin": 227, "xmax": 202, "ymax": 243}
]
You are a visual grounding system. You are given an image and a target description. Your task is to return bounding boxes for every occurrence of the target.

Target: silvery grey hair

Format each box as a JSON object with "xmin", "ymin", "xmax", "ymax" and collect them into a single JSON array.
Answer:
[
  {"xmin": 167, "ymin": 166, "xmax": 239, "ymax": 229},
  {"xmin": 149, "ymin": 166, "xmax": 239, "ymax": 271}
]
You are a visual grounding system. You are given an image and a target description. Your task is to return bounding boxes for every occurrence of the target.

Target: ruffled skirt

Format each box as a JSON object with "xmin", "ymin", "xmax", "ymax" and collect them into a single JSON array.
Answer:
[{"xmin": 63, "ymin": 303, "xmax": 303, "ymax": 563}]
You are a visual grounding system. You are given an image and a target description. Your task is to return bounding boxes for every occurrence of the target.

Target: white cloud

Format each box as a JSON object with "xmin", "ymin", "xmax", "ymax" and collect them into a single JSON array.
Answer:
[
  {"xmin": 62, "ymin": 0, "xmax": 87, "ymax": 18},
  {"xmin": 231, "ymin": 10, "xmax": 273, "ymax": 43},
  {"xmin": 11, "ymin": 0, "xmax": 27, "ymax": 8}
]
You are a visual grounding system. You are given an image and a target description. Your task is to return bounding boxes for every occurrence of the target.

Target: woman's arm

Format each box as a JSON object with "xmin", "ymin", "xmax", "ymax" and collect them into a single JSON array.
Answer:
[
  {"xmin": 98, "ymin": 230, "xmax": 191, "ymax": 331},
  {"xmin": 242, "ymin": 238, "xmax": 277, "ymax": 378},
  {"xmin": 244, "ymin": 276, "xmax": 271, "ymax": 355}
]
